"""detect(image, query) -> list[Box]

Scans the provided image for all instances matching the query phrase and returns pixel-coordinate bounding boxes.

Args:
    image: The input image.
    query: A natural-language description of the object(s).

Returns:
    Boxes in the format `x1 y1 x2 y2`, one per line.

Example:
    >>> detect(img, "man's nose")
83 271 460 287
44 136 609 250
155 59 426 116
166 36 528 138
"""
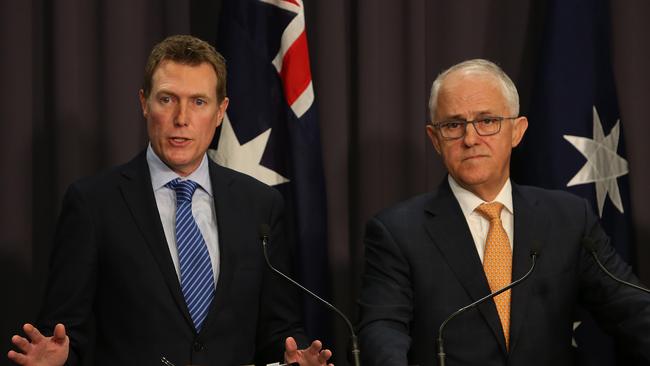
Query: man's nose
174 101 189 126
462 122 480 146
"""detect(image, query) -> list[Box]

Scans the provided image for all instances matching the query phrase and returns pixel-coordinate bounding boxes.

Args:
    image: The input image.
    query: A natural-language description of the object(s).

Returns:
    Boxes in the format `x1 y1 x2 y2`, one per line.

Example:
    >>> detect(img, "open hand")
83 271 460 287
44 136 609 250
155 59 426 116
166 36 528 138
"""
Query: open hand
7 323 69 366
284 336 333 366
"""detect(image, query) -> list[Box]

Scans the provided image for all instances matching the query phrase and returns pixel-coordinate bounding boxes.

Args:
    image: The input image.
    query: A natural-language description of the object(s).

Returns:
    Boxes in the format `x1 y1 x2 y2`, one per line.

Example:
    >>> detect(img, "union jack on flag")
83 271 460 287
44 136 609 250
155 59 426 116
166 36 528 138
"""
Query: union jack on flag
210 0 330 339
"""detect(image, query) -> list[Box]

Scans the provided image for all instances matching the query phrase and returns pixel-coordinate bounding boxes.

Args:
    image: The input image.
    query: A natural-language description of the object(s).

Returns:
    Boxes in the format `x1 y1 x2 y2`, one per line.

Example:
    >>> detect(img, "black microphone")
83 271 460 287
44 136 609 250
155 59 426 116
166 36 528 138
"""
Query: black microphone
582 238 650 294
259 224 362 366
436 248 540 366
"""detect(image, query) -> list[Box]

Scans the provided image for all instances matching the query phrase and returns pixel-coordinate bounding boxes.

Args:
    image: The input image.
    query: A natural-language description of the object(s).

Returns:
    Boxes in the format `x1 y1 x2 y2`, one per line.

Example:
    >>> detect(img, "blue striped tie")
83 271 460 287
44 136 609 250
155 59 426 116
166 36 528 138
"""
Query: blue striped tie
166 178 215 332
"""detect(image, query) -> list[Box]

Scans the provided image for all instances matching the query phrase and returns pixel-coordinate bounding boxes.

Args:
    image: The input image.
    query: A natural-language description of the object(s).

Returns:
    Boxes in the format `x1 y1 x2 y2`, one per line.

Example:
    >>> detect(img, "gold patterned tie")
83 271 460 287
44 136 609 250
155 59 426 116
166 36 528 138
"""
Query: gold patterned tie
476 202 512 349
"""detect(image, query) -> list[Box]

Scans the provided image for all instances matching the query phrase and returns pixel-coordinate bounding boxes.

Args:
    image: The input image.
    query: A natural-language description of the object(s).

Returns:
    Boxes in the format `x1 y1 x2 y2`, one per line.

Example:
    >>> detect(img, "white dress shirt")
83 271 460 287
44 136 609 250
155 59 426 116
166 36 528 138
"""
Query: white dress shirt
448 175 514 263
146 144 220 285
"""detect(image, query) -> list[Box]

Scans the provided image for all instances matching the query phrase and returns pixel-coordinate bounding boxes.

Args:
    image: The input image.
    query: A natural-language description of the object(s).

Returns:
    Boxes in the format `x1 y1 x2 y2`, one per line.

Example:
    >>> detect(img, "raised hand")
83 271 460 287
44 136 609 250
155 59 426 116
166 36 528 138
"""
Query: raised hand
284 336 333 366
7 323 69 366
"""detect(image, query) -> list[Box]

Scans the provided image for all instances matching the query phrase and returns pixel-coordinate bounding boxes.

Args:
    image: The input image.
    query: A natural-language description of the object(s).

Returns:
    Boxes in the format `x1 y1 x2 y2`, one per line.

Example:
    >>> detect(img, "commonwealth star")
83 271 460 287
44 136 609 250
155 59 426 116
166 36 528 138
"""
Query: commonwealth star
208 114 290 186
563 106 629 217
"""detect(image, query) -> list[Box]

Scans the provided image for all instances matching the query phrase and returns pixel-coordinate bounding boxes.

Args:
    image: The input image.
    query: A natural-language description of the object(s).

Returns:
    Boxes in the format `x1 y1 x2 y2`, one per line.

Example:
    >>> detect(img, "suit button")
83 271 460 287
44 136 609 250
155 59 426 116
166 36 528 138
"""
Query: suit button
193 341 205 352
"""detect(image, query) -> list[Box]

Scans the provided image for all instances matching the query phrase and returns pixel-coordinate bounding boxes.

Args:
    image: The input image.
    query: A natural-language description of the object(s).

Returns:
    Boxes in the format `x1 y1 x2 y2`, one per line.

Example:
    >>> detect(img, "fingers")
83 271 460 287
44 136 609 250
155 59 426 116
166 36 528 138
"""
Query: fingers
53 324 67 344
285 337 333 365
7 350 28 365
10 335 31 353
285 336 298 353
306 340 322 356
284 336 299 362
317 347 332 364
22 323 44 344
307 340 332 364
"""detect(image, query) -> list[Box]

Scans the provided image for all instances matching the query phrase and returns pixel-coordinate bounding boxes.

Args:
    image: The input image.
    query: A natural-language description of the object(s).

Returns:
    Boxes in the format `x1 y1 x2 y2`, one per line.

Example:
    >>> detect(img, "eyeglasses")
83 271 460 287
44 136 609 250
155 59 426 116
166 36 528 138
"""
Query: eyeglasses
431 116 517 140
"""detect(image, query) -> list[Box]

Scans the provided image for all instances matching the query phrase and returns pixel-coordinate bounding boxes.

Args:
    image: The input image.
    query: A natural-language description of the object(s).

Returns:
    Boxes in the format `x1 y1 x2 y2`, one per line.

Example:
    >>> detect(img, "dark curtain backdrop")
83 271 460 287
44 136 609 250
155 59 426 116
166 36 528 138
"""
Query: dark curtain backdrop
2 1 649 365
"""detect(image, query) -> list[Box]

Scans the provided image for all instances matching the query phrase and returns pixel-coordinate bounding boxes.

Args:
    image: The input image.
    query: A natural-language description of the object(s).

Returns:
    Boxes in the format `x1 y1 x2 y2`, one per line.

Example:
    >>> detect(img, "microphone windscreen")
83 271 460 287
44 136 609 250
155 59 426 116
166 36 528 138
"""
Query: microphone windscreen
581 237 598 252
259 224 271 239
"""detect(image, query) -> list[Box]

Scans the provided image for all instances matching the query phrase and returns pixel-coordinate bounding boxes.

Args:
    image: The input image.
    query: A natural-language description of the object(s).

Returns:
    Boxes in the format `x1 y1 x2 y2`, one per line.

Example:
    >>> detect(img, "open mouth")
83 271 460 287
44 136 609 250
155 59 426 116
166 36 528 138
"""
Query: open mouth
169 137 192 145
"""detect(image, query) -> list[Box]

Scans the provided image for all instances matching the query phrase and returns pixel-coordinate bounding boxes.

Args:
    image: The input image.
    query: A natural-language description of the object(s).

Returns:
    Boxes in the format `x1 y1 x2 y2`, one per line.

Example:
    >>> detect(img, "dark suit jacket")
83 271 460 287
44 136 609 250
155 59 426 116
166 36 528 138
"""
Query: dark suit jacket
358 180 650 366
38 151 307 366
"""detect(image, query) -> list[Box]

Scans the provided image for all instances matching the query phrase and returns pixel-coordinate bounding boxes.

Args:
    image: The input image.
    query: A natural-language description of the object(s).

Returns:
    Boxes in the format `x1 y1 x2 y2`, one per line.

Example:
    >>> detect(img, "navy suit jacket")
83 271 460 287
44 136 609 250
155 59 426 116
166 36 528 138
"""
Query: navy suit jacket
358 180 650 366
38 151 307 365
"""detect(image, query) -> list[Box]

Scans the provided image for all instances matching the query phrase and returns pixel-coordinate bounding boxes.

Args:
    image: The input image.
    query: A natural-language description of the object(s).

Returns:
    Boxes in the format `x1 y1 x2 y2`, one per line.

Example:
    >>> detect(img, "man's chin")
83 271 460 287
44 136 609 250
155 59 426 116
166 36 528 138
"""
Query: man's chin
454 171 491 188
161 155 200 176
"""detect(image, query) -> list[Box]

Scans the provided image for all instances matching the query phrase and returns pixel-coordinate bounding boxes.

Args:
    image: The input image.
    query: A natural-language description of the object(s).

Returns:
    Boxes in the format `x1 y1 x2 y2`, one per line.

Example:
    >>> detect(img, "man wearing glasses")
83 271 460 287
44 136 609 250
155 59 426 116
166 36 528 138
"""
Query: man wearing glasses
357 59 650 365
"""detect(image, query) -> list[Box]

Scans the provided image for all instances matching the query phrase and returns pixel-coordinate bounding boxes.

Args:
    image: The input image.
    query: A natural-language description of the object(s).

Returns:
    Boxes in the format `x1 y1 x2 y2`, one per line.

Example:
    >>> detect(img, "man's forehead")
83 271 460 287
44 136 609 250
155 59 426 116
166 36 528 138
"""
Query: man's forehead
436 73 506 116
151 60 218 95
152 60 217 78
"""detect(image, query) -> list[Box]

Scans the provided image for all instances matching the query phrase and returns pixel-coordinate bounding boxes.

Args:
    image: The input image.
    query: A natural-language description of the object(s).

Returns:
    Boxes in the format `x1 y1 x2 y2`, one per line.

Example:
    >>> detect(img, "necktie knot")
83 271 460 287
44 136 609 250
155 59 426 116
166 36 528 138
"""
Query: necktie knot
476 201 504 221
166 178 199 203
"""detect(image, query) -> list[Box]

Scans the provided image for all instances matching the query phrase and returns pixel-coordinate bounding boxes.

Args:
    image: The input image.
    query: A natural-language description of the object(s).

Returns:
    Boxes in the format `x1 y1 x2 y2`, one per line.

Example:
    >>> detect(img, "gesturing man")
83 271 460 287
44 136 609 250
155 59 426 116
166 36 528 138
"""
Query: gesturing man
9 35 332 366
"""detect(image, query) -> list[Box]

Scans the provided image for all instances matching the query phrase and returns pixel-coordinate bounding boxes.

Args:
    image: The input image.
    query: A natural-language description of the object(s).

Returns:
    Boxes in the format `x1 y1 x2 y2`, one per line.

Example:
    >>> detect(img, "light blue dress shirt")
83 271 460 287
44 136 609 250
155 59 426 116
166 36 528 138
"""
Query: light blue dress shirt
146 144 220 285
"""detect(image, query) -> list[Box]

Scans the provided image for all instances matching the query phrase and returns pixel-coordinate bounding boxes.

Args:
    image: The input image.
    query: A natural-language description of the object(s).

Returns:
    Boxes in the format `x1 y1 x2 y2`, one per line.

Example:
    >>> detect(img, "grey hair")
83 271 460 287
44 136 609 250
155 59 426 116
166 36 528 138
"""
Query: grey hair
428 59 519 122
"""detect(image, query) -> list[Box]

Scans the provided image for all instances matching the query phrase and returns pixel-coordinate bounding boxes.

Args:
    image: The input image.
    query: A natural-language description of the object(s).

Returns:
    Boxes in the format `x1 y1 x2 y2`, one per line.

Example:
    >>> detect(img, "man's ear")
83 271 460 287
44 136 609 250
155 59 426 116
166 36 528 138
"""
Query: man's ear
426 124 442 155
139 89 149 118
215 97 229 128
511 116 528 147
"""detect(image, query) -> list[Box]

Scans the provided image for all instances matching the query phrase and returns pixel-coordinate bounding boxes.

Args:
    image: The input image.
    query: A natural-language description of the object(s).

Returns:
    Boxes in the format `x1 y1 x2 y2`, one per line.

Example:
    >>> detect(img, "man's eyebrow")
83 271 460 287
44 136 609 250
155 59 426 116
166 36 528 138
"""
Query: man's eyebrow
154 90 212 100
154 89 176 97
438 114 465 120
189 93 211 100
442 111 497 120
475 110 498 116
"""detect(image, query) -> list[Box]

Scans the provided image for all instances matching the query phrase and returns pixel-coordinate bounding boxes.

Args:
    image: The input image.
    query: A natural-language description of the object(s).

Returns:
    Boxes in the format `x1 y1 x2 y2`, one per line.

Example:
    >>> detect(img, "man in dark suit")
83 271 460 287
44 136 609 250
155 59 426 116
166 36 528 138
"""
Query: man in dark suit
8 35 332 366
357 59 650 365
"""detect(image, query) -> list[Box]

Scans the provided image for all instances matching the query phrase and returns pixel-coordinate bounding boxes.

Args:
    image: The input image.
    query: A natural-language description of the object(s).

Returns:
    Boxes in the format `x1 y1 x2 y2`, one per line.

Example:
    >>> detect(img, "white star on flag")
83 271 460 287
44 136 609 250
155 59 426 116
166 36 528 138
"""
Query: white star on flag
208 113 290 186
563 106 629 217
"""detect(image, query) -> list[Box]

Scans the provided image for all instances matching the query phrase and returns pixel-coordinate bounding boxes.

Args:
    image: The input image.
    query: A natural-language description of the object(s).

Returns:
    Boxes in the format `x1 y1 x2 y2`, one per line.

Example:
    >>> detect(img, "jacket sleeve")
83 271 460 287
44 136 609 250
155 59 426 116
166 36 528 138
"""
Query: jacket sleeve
254 188 309 363
37 183 98 365
358 216 413 366
577 198 650 363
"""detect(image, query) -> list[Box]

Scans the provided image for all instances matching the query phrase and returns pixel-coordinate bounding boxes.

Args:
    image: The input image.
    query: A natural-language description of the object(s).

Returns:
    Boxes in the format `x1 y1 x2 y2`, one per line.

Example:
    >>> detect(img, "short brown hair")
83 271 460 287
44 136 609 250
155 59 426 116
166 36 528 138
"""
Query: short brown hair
142 35 227 102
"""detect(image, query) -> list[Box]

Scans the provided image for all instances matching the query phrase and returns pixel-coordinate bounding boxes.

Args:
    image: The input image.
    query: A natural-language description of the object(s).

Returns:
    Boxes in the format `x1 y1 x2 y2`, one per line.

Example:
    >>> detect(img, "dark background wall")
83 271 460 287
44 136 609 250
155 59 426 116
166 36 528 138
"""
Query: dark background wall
2 1 649 365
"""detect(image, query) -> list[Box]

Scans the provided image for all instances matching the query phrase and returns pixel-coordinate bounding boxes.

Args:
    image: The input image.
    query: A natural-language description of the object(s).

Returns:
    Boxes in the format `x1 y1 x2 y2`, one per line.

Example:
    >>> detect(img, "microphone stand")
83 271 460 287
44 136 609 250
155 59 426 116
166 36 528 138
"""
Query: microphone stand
582 238 650 294
260 226 362 366
436 251 539 366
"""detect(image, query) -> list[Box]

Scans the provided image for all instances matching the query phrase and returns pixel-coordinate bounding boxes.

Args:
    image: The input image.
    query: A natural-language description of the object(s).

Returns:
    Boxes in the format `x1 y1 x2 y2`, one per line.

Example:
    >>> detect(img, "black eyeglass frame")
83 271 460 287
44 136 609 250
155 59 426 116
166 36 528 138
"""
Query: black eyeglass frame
430 116 518 140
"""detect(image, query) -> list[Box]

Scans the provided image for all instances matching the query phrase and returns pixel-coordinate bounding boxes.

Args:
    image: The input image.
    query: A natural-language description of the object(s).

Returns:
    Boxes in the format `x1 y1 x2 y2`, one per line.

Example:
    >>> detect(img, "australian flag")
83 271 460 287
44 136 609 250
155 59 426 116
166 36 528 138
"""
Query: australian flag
209 0 330 342
512 0 634 364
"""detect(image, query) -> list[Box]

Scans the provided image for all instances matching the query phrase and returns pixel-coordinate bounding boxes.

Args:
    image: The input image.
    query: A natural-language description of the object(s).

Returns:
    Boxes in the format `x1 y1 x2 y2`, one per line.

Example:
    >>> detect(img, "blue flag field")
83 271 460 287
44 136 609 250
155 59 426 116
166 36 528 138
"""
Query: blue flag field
210 0 330 340
512 0 635 364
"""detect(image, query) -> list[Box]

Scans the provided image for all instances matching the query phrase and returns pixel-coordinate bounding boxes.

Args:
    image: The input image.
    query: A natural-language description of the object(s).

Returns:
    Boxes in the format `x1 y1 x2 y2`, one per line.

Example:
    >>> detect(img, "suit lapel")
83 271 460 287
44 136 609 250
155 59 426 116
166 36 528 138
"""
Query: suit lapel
423 181 508 352
198 161 237 334
508 184 549 354
118 152 194 329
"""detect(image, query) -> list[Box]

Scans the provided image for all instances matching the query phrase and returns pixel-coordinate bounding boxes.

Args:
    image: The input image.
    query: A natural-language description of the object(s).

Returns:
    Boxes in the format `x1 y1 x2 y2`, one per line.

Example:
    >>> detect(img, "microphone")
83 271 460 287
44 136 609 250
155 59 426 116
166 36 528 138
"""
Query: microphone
582 238 650 294
436 248 540 366
259 224 362 366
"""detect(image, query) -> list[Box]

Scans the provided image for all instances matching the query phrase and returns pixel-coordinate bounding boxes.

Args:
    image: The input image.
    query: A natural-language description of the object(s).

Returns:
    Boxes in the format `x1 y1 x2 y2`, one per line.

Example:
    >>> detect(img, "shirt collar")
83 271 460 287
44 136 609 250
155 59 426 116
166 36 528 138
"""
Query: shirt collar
146 144 213 196
447 175 513 216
